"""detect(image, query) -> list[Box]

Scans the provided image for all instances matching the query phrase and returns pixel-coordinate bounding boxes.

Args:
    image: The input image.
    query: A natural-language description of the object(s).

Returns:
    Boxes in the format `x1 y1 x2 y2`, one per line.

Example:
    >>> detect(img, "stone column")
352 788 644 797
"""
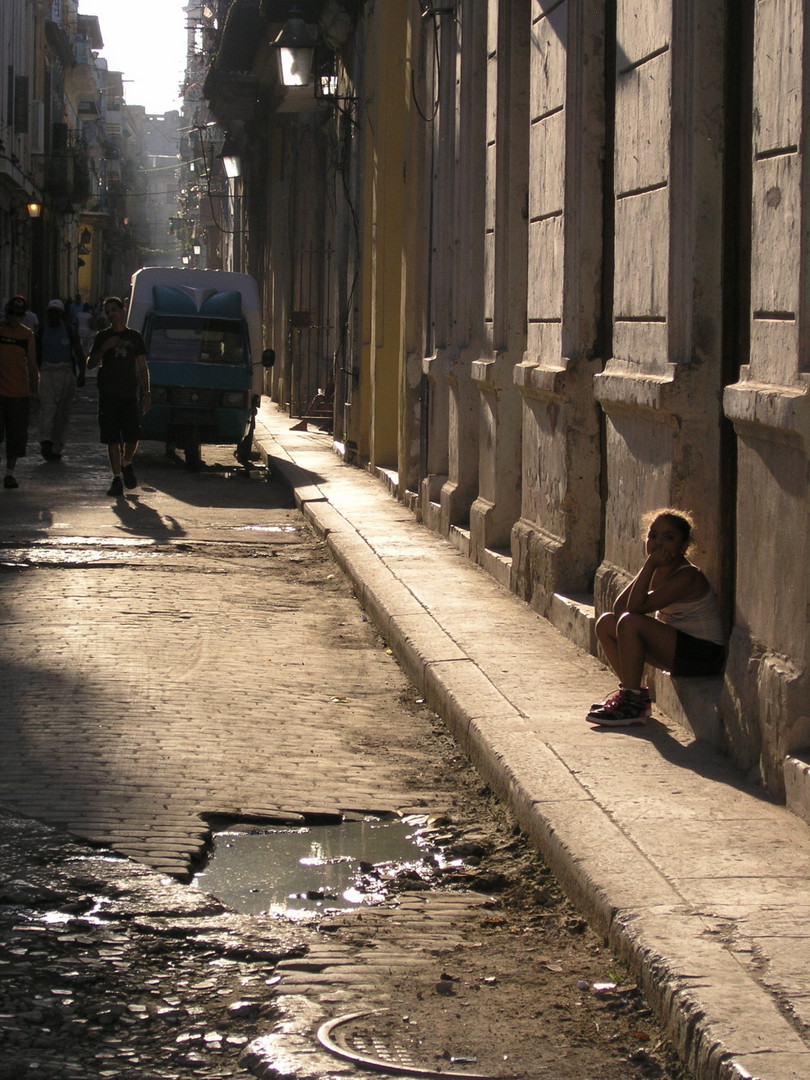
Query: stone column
723 0 810 793
349 4 412 468
440 0 487 544
511 0 606 639
469 0 529 585
399 18 431 501
420 11 461 531
594 2 726 616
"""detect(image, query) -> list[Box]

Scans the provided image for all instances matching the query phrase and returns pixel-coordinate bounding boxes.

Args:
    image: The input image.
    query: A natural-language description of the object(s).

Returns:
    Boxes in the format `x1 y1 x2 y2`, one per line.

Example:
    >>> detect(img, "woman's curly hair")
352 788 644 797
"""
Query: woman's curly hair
641 507 695 551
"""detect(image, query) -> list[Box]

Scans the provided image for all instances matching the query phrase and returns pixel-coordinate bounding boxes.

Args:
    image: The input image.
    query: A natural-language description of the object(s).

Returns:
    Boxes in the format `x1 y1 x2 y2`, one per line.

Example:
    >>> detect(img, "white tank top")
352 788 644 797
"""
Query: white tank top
655 584 724 645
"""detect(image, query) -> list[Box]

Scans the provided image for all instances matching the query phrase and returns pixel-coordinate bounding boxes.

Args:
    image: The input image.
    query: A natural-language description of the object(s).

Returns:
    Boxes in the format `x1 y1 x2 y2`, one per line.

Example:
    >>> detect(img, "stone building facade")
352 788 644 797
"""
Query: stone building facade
202 0 809 807
0 1 163 313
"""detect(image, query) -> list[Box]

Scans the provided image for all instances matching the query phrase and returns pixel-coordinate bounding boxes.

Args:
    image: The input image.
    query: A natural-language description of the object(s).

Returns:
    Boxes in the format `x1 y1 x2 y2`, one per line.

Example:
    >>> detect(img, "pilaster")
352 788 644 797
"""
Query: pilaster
593 1 726 616
469 0 529 568
418 10 461 528
722 0 810 793
439 0 487 539
511 0 606 622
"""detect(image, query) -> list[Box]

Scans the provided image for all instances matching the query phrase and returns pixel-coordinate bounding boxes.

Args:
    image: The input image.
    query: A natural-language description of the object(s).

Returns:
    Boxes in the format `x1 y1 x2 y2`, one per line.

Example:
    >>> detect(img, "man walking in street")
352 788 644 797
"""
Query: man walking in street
86 296 151 497
36 299 85 461
21 301 39 334
0 295 39 489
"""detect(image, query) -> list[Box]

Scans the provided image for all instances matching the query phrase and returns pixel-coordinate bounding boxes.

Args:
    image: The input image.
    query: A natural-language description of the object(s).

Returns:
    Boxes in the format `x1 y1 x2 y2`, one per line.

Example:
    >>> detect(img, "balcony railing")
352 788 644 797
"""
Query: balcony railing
45 125 92 202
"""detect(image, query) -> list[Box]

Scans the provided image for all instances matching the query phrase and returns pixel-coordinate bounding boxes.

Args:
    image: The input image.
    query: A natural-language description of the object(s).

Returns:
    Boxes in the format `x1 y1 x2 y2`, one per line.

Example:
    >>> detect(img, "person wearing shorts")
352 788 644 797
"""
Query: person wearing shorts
87 296 151 497
0 295 39 489
587 508 725 727
668 626 726 678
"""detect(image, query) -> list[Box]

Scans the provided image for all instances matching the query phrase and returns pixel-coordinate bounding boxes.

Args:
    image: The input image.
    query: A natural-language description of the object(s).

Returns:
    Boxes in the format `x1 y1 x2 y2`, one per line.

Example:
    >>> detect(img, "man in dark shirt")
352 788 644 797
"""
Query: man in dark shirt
87 296 151 497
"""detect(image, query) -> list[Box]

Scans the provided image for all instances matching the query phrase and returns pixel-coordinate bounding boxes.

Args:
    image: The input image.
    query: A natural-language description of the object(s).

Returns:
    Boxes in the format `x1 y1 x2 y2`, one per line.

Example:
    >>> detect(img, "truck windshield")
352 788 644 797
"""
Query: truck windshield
146 316 247 366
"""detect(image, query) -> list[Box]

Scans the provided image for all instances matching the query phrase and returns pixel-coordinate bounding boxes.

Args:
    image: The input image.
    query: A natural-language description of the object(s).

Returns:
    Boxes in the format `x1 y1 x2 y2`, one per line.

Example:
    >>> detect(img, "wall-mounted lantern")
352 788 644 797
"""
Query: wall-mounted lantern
273 5 318 87
220 136 242 179
26 201 42 219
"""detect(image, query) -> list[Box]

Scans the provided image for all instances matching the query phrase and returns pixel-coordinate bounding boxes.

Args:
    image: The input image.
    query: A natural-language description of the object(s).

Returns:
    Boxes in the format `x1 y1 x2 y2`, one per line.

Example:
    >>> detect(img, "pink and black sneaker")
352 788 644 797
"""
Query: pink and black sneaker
586 687 651 727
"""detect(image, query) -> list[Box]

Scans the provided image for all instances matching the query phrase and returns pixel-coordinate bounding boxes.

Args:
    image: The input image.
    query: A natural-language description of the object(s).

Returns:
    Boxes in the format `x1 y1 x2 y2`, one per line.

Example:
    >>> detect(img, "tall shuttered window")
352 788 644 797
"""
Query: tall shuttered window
14 75 29 134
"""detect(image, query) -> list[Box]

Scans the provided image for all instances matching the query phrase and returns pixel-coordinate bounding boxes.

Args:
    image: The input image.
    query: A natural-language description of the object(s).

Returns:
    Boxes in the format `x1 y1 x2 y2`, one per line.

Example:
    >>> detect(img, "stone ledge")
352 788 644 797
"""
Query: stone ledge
724 372 810 441
593 363 679 416
651 673 724 748
480 546 511 589
550 592 596 655
784 753 810 825
371 464 398 497
448 524 471 558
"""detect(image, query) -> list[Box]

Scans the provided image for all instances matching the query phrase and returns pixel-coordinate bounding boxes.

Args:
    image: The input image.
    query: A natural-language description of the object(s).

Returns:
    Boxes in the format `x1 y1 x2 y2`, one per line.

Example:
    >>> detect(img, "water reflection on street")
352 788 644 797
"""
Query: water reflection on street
193 818 430 918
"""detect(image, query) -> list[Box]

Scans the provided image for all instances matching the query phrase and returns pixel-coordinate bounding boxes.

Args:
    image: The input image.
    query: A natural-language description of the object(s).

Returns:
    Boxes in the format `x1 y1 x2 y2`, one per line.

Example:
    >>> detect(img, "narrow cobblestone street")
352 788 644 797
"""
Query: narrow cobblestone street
0 390 694 1079
0 388 438 876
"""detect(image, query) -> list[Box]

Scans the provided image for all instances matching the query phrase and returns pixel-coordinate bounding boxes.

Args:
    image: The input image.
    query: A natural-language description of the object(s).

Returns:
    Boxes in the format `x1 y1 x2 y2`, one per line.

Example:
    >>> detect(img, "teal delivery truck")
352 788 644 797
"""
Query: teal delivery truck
127 267 274 468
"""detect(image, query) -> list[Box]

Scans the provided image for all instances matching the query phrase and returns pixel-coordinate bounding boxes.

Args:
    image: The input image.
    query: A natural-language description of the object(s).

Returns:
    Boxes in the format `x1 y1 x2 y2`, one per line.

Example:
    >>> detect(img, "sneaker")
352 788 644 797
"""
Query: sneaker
121 463 137 489
590 686 624 712
590 685 649 711
3 475 19 489
586 688 651 727
107 476 124 497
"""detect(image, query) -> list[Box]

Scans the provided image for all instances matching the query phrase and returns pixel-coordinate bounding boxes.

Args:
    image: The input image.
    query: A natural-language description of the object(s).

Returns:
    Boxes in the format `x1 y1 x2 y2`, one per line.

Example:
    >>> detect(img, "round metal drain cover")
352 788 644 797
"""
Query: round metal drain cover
317 1011 512 1079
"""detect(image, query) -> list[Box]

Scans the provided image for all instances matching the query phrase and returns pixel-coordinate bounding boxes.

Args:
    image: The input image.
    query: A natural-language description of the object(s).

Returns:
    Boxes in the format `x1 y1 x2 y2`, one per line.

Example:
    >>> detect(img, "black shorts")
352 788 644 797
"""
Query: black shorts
98 396 141 445
0 396 31 459
671 630 726 677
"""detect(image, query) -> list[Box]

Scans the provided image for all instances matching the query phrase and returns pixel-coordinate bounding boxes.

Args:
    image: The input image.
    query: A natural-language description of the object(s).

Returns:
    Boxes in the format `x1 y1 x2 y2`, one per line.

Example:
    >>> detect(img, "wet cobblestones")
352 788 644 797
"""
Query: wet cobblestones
0 813 304 1080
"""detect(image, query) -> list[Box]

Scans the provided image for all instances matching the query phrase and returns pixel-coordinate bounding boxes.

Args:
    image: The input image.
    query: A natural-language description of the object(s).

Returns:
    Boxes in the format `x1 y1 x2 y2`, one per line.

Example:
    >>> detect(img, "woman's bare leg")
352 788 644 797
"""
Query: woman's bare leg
595 612 622 680
615 612 678 690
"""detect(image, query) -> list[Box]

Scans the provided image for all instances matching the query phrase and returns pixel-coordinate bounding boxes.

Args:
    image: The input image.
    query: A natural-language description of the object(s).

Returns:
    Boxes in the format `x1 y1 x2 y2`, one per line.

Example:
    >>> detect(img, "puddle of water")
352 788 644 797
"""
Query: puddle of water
0 549 154 566
228 525 299 533
41 910 74 924
192 818 429 918
13 536 157 548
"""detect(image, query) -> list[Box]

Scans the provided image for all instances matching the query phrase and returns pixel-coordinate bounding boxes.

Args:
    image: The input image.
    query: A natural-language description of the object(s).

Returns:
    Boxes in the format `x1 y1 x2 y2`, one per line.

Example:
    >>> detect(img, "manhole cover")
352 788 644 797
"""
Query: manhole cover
317 1011 514 1079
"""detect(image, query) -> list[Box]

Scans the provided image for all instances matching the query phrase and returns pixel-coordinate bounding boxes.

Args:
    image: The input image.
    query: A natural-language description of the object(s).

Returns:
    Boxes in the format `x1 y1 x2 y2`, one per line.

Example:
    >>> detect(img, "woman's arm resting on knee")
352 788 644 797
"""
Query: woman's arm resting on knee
625 557 709 615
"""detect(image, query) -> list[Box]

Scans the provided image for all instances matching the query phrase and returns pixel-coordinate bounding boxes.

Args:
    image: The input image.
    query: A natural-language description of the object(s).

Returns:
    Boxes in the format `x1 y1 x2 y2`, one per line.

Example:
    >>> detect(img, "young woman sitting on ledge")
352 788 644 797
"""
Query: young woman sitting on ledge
588 508 726 728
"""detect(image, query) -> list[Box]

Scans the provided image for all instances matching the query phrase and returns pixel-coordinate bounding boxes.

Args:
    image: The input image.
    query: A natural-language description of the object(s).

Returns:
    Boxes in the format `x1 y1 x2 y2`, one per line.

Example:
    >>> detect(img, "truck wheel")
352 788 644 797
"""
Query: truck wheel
183 429 201 471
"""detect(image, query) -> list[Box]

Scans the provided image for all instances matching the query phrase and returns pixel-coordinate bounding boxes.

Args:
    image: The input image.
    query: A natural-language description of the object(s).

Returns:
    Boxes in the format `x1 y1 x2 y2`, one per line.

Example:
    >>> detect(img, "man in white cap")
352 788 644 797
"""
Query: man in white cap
36 299 85 461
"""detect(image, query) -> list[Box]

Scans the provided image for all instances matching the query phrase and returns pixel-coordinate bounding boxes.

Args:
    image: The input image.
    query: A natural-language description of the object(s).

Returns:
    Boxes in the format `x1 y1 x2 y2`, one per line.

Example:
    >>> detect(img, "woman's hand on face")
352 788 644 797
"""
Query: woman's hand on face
646 548 674 569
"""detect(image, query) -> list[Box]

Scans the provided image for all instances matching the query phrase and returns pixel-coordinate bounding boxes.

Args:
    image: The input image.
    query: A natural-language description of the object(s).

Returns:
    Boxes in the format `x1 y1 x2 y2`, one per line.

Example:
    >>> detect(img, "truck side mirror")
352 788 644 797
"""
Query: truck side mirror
262 348 276 369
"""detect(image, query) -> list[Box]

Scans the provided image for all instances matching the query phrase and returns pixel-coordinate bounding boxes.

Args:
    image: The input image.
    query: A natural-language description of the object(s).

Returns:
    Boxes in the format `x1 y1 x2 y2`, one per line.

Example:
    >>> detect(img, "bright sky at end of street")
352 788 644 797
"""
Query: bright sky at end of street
77 0 188 116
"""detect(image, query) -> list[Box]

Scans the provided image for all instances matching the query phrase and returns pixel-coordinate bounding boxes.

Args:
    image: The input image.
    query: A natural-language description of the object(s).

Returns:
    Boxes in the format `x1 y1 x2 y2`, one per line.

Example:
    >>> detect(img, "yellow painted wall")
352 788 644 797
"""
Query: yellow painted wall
352 3 411 468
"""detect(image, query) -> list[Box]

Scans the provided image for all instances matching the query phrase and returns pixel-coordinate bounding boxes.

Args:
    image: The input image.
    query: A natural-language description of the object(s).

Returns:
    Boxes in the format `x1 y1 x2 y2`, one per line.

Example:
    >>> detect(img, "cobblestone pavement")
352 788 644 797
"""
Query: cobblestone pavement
0 392 694 1080
0 390 437 877
0 810 301 1080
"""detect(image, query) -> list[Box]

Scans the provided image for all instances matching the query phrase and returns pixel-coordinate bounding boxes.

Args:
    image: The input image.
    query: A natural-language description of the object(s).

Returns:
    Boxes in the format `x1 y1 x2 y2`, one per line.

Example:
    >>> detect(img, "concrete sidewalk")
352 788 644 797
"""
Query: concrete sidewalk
255 401 809 1080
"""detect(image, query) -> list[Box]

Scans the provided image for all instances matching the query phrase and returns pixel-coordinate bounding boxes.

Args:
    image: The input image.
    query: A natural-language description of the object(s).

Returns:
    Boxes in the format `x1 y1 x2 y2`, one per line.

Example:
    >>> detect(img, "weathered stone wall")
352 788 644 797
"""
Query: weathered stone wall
361 0 809 798
439 3 486 537
511 0 605 618
595 1 726 604
723 0 810 792
468 0 530 581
